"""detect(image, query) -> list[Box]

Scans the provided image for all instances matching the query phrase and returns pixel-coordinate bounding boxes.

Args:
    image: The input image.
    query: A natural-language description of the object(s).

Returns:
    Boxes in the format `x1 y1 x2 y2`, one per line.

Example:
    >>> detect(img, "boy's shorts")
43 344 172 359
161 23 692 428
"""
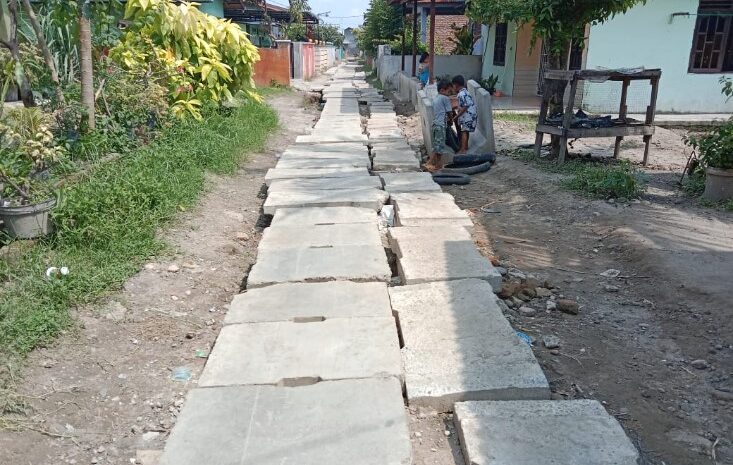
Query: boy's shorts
431 124 446 154
460 119 477 133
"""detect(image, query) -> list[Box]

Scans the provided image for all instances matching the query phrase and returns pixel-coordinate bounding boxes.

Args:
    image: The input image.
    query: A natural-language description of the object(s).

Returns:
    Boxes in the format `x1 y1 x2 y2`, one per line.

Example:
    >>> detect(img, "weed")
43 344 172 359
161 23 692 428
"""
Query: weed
513 149 644 199
563 161 642 199
0 103 278 360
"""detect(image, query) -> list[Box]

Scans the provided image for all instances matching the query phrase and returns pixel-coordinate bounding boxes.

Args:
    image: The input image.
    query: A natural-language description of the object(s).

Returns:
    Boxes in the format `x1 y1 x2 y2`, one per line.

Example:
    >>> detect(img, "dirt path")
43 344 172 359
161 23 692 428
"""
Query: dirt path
0 91 318 465
427 138 733 463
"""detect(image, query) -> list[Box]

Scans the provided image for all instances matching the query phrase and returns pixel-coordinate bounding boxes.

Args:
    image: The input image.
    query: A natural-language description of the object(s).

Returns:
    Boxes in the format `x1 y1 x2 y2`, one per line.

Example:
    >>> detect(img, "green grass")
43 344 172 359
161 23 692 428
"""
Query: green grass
494 112 538 125
514 149 644 199
0 103 278 360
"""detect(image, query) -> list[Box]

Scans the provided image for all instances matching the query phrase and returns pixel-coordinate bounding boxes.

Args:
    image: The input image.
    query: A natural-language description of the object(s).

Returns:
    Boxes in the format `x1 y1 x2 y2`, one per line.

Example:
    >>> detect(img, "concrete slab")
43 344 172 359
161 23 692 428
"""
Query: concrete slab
259 223 382 249
264 167 369 185
199 317 402 387
247 244 391 287
388 225 472 257
275 157 370 169
296 134 368 144
263 188 389 214
269 176 382 192
392 235 502 289
225 281 392 324
388 279 550 411
391 192 472 225
454 400 639 465
380 172 441 193
281 144 367 154
158 378 411 465
271 207 376 226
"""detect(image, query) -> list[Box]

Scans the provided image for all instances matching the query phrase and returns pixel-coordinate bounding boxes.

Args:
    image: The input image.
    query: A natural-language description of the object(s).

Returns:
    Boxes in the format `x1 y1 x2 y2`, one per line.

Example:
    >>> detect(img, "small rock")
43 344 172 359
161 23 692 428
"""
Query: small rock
39 359 56 368
182 263 196 269
495 266 507 276
185 332 196 339
504 298 516 309
546 300 557 311
535 287 552 298
235 232 250 242
603 285 620 293
518 306 537 317
167 264 180 273
691 359 709 370
550 349 560 355
517 288 536 301
414 432 422 438
144 264 156 270
507 268 526 280
556 299 579 315
542 335 561 349
600 269 621 278
91 458 99 464
444 430 451 437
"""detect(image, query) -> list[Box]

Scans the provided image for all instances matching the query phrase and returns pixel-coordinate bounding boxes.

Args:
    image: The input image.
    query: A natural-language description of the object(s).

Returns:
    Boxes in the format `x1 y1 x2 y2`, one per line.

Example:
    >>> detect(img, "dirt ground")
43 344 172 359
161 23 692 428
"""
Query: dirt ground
0 91 319 465
401 111 733 465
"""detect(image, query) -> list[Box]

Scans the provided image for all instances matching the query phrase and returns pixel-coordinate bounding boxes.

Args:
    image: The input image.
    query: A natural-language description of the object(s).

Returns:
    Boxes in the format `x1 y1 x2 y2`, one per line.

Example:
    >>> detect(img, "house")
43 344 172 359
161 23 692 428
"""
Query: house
479 0 733 113
222 1 320 47
344 27 358 56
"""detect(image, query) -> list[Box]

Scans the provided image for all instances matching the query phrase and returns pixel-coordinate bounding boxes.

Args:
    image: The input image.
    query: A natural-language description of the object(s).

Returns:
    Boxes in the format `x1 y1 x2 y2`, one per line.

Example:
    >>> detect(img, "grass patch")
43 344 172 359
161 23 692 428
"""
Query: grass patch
494 112 538 125
514 149 644 199
0 103 278 360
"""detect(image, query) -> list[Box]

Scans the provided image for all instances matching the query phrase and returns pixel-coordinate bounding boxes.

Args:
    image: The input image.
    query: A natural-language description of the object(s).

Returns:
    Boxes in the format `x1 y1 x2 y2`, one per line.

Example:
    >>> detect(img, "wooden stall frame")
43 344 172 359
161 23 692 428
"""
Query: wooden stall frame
534 69 662 165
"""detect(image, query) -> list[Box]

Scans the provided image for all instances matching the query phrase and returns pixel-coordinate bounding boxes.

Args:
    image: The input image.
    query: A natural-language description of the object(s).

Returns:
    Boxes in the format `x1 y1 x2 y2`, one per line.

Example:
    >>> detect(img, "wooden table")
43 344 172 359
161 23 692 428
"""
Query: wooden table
534 69 662 165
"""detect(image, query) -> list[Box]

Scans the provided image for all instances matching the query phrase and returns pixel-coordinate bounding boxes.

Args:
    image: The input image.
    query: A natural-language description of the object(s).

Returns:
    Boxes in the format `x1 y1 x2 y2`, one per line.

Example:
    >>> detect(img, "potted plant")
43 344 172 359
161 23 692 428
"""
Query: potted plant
0 109 62 239
686 121 733 202
480 74 499 95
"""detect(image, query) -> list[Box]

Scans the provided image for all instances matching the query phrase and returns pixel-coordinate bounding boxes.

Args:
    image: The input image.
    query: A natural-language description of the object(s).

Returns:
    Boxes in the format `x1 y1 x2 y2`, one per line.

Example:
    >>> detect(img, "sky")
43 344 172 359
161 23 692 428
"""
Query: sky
268 0 369 30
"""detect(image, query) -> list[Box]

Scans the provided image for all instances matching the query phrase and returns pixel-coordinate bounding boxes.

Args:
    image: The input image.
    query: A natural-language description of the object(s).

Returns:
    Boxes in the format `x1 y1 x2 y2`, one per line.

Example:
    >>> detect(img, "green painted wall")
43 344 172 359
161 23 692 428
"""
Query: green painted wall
480 22 517 96
585 0 733 113
197 0 224 18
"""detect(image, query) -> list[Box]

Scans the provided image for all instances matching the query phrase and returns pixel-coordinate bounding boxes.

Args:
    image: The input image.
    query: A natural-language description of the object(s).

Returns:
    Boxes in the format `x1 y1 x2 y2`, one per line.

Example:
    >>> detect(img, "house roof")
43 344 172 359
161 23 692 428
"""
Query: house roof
223 1 319 24
389 0 465 15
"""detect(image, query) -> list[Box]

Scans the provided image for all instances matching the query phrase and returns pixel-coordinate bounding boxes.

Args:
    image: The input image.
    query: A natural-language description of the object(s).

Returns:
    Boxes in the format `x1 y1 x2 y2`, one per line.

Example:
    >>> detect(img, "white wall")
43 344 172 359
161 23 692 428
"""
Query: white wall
584 0 733 114
377 54 483 88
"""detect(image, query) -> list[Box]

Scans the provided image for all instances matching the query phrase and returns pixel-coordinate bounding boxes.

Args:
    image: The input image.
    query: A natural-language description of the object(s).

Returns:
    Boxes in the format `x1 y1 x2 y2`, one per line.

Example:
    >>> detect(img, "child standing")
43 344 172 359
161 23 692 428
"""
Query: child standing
452 75 478 154
426 80 454 172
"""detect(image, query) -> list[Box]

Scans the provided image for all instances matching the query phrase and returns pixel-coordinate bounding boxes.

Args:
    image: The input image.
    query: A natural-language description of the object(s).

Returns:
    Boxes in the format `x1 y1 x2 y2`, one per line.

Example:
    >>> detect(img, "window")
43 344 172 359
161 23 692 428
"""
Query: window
493 22 508 66
568 41 584 70
689 0 733 72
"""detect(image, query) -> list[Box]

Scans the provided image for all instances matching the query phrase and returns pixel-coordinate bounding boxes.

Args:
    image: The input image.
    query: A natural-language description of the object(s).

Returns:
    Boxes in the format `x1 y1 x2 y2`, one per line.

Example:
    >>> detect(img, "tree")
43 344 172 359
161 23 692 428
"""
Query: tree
315 24 344 47
79 0 94 130
357 0 402 56
20 0 64 104
0 0 35 107
466 0 646 155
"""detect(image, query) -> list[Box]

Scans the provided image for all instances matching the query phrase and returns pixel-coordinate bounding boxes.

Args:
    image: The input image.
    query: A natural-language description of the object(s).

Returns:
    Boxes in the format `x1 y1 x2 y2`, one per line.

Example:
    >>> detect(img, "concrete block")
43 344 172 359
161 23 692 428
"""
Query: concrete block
392 235 502 290
268 176 382 192
259 223 382 249
388 279 550 412
391 192 471 225
263 188 389 214
388 225 472 257
275 157 369 169
265 167 368 185
225 281 393 324
247 244 391 288
380 172 441 193
159 378 412 465
454 400 639 465
295 134 368 144
199 317 402 387
271 206 376 226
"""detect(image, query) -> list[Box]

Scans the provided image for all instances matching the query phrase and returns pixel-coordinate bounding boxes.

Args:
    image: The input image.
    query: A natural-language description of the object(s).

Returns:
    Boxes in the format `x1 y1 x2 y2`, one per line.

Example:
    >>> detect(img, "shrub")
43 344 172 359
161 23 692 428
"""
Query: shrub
685 120 733 170
111 0 260 119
